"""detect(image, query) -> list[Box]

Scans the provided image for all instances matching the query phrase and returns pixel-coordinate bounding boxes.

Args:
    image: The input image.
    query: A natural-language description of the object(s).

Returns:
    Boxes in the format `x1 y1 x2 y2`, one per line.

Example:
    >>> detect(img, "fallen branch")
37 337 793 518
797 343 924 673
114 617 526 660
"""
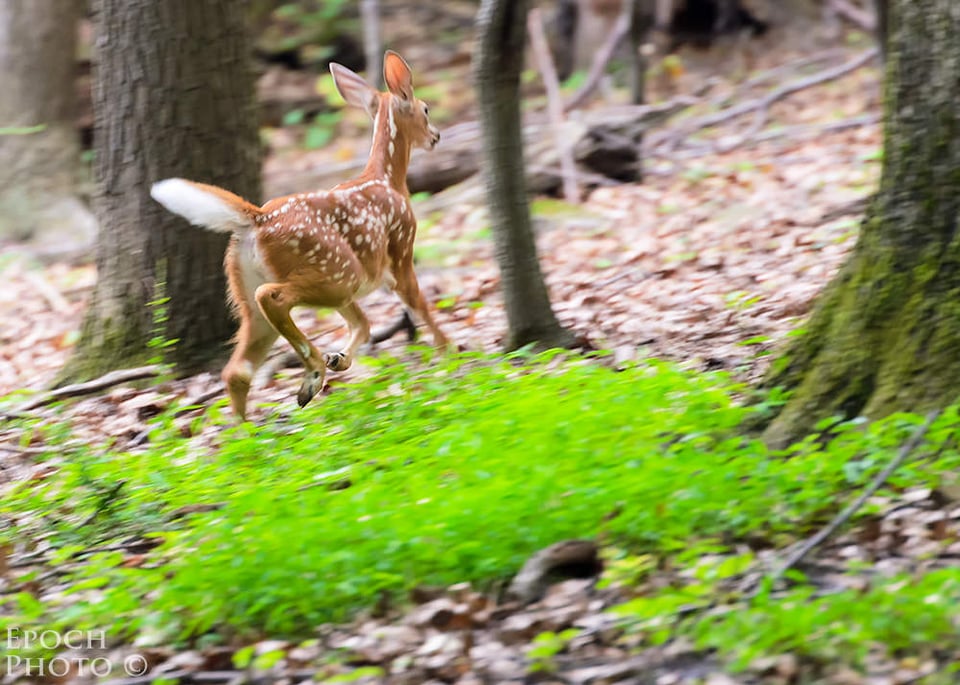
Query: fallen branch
651 48 879 154
820 195 872 223
659 411 942 625
659 112 882 160
764 410 940 591
727 49 846 98
830 0 876 31
721 48 878 154
369 309 417 345
563 3 631 113
173 385 227 417
12 365 164 413
102 668 319 685
507 539 601 604
23 270 72 314
528 7 580 203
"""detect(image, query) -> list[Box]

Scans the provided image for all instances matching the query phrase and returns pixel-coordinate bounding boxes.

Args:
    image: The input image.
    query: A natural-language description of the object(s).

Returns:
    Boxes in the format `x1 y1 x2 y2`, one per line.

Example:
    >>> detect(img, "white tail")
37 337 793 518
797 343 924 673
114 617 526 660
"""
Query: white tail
152 51 448 420
150 178 258 233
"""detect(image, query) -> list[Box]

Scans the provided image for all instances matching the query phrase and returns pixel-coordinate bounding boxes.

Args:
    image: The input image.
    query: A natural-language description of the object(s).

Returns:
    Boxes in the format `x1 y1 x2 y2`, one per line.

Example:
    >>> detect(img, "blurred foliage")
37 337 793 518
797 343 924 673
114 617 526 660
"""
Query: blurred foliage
253 0 357 65
0 125 46 136
282 108 340 149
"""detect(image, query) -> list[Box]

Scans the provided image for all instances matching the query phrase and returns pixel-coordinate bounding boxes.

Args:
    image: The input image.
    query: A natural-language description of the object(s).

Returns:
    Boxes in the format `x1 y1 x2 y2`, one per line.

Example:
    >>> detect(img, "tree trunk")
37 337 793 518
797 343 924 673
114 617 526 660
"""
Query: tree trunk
475 0 575 350
874 0 888 59
68 0 261 381
360 0 382 88
0 0 96 255
762 0 960 448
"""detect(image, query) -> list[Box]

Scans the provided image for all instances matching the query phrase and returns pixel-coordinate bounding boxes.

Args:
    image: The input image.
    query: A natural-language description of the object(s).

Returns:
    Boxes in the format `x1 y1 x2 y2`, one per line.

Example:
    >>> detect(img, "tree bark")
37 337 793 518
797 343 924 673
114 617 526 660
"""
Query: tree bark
68 0 261 381
763 0 960 448
475 0 575 350
0 0 96 254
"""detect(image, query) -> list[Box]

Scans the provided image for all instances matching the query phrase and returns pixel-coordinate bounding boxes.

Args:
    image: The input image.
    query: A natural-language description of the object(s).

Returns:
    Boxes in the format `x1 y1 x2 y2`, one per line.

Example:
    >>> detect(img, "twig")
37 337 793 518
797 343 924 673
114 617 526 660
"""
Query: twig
563 6 631 113
764 410 940 590
12 365 164 413
528 8 579 203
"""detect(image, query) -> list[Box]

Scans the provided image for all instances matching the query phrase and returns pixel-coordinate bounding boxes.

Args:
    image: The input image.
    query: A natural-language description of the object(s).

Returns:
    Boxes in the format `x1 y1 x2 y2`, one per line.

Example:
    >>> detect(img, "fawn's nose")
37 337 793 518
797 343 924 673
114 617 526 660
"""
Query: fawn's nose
429 126 440 148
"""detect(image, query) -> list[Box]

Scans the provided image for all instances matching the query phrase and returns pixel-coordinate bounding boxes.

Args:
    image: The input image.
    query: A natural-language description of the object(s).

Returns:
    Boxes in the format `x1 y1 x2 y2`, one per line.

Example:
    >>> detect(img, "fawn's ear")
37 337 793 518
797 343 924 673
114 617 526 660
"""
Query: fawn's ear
383 50 414 101
330 62 379 117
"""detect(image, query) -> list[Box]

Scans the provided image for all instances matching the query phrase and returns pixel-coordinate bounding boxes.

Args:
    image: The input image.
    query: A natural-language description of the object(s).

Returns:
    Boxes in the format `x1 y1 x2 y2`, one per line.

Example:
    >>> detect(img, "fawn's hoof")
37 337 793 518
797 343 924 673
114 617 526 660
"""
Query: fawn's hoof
297 370 323 408
323 351 350 371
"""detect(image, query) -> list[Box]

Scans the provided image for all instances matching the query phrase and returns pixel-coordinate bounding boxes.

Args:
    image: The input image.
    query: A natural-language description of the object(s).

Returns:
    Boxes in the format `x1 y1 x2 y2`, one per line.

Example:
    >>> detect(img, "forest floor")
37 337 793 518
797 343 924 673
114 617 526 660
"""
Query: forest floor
4 13 942 685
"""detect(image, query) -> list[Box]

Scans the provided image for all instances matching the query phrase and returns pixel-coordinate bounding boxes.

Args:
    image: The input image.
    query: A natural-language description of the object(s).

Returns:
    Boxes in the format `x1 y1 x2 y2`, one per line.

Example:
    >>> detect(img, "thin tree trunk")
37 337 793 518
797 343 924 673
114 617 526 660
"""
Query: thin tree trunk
628 0 654 181
0 0 96 253
475 0 574 350
360 0 382 89
874 0 888 59
763 0 960 448
68 0 261 382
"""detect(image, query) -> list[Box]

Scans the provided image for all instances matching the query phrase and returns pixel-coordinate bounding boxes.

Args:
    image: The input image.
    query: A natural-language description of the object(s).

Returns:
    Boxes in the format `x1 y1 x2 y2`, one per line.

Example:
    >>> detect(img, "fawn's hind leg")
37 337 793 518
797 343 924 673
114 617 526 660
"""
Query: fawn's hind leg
254 283 327 408
222 309 278 420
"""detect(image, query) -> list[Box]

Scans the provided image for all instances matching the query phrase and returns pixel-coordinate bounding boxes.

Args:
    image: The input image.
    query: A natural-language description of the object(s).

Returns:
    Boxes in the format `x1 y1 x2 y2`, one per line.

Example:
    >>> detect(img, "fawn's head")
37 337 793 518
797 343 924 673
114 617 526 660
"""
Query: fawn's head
330 51 439 151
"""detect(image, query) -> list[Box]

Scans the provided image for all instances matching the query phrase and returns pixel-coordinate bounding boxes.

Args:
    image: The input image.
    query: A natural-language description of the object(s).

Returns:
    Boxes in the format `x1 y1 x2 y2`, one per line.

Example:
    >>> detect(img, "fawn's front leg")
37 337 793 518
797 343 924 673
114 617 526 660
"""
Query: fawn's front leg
390 260 449 350
323 301 371 372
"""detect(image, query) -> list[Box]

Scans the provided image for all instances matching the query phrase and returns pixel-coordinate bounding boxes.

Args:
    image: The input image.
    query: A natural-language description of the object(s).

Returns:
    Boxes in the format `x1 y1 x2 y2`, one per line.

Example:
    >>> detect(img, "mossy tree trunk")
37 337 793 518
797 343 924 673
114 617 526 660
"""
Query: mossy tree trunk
474 0 575 350
68 0 261 381
763 0 960 448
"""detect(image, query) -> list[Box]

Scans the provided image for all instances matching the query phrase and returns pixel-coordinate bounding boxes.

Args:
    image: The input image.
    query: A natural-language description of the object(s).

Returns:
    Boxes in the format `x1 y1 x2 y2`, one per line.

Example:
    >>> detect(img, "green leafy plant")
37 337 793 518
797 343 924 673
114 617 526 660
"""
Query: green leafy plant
3 353 960 675
527 629 580 674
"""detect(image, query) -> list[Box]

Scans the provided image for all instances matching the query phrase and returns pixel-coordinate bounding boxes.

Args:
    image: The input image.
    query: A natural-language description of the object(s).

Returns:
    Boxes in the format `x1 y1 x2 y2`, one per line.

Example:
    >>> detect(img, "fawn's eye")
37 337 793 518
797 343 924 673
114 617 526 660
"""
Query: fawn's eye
423 104 429 117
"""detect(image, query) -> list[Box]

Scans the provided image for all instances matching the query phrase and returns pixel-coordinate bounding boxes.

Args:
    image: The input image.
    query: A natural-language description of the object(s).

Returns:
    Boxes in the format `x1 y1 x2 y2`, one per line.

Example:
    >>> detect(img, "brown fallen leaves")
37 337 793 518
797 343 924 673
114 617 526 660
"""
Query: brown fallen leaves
0 31 907 685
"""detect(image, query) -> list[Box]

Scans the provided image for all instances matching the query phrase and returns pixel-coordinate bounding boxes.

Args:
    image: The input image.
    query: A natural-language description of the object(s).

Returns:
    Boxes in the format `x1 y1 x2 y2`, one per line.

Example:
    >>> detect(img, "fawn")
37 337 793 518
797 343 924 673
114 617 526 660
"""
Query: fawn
151 51 449 420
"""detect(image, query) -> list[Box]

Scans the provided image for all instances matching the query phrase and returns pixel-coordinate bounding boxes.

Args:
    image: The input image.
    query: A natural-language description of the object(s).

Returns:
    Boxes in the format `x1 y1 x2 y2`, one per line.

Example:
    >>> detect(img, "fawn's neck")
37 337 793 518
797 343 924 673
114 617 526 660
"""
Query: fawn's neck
362 97 411 194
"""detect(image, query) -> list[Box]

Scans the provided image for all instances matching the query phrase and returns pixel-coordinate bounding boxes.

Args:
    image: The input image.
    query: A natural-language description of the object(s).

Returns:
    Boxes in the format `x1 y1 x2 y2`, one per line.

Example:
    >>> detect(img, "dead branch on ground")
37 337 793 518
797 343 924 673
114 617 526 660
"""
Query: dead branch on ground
11 366 163 413
651 48 879 155
265 49 880 200
763 410 939 592
830 0 876 31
